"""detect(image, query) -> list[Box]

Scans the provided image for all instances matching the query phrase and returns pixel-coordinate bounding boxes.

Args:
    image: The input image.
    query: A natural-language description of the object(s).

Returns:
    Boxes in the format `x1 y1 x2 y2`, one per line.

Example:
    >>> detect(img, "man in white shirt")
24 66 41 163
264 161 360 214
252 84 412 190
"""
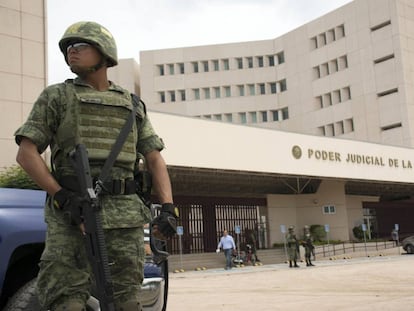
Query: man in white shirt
216 229 236 270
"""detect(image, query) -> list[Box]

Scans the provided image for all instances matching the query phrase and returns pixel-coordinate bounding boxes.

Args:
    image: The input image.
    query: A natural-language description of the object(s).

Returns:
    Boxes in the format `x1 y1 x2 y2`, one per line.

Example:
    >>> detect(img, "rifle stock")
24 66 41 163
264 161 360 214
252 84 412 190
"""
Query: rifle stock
69 144 115 311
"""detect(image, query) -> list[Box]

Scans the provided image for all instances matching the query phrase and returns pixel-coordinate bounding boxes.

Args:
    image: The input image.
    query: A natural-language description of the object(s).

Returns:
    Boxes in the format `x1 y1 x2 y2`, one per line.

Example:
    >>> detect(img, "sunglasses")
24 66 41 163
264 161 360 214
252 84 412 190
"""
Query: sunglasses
66 42 91 53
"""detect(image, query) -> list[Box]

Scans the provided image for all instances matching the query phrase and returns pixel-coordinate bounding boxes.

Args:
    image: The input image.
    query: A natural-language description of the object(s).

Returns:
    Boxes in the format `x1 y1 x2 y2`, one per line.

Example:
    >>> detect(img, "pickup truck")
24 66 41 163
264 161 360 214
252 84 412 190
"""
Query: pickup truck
0 187 168 311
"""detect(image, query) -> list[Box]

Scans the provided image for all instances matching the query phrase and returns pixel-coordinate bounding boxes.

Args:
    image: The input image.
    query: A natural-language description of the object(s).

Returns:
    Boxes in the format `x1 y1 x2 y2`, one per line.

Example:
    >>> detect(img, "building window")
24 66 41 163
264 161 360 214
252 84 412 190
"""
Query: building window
268 55 275 66
169 91 175 102
279 79 287 92
259 83 265 95
249 112 257 123
179 90 186 101
377 88 398 97
338 55 348 70
313 66 321 79
281 107 289 120
374 54 395 64
247 57 253 68
270 82 277 94
238 85 245 96
271 110 279 121
193 88 200 100
178 63 184 74
159 91 165 103
214 114 222 121
168 64 174 75
225 113 233 122
192 62 199 73
323 205 336 214
158 65 164 76
224 86 231 97
214 87 221 98
342 86 351 101
236 58 243 69
336 24 345 38
222 59 229 70
370 20 391 32
213 59 219 71
277 51 285 64
257 56 264 67
248 84 255 96
261 111 268 122
203 88 211 99
239 112 247 124
202 61 209 72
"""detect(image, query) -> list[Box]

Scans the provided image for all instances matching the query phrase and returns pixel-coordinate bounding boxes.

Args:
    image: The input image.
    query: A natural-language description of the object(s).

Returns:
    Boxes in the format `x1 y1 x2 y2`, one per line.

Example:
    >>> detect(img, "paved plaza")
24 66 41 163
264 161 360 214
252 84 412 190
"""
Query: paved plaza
167 253 414 311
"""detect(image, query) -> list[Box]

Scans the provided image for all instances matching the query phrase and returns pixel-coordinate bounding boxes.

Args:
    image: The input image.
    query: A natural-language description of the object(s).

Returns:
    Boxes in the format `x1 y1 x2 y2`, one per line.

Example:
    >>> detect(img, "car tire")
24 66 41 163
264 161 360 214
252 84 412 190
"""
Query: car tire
406 244 414 254
2 278 40 311
3 278 98 311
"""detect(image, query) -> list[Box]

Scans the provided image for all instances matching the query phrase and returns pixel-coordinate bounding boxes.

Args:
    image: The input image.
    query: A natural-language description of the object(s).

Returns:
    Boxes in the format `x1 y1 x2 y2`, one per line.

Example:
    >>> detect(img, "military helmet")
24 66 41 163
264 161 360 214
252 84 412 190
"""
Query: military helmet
59 21 118 67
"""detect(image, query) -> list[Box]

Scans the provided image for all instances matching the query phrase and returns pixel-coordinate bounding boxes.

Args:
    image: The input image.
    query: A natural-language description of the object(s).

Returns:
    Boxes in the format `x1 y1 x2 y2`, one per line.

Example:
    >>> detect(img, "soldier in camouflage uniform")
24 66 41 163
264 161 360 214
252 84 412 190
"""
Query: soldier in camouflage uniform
14 21 178 311
286 226 300 268
301 225 315 267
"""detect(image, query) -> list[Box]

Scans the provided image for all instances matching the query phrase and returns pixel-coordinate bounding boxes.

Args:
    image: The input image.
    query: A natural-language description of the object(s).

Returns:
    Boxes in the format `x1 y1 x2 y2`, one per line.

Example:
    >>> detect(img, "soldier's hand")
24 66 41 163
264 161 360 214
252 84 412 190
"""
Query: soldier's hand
53 188 83 225
152 203 179 240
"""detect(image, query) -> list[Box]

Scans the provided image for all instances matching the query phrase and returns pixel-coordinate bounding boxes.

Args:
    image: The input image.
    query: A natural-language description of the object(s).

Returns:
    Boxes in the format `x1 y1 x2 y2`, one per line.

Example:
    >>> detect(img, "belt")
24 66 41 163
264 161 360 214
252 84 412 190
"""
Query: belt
59 176 136 195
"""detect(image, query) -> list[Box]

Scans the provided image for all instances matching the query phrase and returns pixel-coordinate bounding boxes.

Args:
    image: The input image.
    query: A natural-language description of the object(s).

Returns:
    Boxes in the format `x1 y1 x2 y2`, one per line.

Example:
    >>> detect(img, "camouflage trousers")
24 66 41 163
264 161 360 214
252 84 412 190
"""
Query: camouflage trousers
36 222 144 310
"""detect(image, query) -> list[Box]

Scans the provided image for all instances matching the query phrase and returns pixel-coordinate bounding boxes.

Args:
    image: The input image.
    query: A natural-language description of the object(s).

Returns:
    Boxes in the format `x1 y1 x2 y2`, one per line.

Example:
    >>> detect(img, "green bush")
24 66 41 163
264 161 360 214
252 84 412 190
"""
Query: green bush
0 165 39 189
352 225 364 240
310 224 326 242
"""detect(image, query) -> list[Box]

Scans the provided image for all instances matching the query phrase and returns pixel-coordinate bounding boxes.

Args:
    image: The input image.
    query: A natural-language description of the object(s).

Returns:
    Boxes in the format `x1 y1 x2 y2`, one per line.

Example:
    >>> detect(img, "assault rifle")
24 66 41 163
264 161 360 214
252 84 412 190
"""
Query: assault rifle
69 144 115 311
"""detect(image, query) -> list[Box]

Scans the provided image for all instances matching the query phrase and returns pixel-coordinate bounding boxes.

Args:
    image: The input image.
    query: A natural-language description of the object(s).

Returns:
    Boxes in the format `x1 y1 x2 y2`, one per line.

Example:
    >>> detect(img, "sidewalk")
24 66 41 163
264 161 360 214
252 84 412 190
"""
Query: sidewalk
167 250 414 311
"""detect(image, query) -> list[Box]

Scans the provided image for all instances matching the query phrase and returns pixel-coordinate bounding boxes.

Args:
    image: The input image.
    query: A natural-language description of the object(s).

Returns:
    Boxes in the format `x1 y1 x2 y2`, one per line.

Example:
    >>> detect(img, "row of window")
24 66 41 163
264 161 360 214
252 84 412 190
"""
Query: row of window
317 118 354 137
197 107 289 124
310 24 345 50
313 55 348 79
157 51 285 76
316 86 351 109
159 79 287 103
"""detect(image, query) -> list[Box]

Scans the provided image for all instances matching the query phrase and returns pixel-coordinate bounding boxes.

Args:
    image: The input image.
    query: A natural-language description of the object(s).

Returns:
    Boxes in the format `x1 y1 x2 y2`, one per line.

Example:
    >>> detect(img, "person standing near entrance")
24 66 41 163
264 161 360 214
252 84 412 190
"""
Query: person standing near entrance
286 226 300 268
216 229 236 270
301 225 315 267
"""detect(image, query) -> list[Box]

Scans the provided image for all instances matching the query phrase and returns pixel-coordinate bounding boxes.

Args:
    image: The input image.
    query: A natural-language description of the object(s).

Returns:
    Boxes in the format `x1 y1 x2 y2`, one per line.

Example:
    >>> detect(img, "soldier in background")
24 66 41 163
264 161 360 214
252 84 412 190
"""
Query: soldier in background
286 226 300 268
302 225 315 267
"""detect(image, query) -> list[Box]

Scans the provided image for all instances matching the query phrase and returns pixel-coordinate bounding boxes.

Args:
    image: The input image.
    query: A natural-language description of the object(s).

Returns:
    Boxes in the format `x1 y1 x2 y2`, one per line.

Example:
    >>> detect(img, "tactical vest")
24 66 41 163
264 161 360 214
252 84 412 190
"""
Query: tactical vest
51 80 141 179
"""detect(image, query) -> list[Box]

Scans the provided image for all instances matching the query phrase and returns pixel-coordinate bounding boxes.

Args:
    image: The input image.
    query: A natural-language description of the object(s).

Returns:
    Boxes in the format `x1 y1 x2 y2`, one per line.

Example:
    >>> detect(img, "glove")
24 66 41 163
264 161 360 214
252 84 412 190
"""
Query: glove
216 249 220 253
53 188 83 225
152 203 179 240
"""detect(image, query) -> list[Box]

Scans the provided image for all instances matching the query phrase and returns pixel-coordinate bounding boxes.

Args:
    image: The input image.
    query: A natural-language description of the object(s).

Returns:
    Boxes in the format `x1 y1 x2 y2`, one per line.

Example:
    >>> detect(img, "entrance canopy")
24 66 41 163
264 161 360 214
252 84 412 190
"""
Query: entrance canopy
149 111 414 198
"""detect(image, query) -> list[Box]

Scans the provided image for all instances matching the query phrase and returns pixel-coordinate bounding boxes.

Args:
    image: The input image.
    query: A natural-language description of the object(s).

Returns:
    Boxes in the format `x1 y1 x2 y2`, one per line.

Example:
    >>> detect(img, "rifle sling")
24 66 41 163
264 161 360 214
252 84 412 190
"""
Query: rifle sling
97 94 139 186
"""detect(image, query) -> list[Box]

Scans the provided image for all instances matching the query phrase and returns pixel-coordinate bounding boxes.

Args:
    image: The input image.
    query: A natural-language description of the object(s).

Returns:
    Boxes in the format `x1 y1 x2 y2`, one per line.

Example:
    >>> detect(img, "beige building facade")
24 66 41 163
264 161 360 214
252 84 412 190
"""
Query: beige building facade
139 0 414 149
2 0 414 246
0 0 47 169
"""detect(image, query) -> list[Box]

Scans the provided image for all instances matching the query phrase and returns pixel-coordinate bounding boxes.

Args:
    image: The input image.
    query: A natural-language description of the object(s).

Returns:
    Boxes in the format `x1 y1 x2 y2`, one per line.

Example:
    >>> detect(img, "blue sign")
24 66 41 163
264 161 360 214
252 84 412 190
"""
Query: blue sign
324 224 330 232
235 225 241 234
395 224 399 231
361 223 367 232
176 226 184 235
280 225 286 233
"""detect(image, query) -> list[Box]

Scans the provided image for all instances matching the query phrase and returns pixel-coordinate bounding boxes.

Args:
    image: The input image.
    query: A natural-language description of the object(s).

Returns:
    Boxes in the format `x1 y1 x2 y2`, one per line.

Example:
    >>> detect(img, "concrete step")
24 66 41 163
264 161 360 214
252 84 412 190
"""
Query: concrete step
168 248 287 272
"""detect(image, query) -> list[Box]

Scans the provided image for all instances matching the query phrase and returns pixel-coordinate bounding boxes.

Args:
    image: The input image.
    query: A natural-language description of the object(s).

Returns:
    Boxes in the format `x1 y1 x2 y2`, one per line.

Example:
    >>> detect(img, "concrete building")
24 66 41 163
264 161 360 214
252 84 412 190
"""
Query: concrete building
139 0 414 149
0 0 47 169
2 0 414 250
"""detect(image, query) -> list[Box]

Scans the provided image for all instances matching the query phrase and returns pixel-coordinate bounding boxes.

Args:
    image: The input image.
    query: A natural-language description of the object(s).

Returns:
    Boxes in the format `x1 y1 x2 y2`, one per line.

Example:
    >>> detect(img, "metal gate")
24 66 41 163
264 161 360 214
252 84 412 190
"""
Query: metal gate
168 196 266 254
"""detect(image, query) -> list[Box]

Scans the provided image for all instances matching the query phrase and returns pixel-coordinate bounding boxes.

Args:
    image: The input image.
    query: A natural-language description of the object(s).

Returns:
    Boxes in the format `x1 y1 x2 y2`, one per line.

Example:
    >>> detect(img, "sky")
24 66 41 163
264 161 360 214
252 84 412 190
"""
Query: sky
47 0 353 84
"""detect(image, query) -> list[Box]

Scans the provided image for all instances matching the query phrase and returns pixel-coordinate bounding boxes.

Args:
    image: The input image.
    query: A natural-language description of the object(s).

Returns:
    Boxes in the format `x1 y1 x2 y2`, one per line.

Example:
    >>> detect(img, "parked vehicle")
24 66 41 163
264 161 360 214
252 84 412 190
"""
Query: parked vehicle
402 235 414 254
0 188 168 311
